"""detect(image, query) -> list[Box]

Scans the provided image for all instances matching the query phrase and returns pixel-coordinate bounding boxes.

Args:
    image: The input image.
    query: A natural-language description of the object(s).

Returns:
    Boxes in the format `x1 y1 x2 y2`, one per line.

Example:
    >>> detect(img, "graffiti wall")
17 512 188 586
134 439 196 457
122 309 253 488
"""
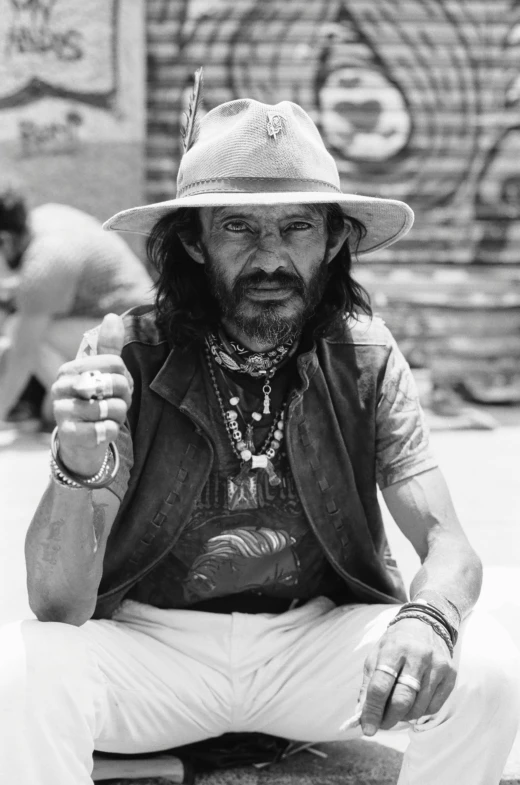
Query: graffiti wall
146 0 520 390
0 0 145 237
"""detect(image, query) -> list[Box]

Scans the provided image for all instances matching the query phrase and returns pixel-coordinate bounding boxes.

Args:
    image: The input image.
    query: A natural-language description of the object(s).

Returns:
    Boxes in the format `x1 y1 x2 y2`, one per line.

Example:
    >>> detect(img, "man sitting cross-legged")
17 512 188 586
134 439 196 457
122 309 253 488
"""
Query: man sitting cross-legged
1 81 518 785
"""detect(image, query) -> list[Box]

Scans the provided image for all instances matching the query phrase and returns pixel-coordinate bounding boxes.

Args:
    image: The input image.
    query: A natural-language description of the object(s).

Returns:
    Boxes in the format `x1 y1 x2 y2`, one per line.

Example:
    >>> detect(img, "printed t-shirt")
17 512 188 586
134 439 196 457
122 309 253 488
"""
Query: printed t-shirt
127 354 349 611
125 332 438 612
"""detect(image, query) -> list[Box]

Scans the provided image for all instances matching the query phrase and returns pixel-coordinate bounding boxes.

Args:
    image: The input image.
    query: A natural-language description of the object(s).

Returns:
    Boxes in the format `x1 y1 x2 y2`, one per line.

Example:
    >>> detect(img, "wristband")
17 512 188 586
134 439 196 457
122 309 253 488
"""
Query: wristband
399 601 458 647
388 611 454 656
50 427 120 490
412 589 462 627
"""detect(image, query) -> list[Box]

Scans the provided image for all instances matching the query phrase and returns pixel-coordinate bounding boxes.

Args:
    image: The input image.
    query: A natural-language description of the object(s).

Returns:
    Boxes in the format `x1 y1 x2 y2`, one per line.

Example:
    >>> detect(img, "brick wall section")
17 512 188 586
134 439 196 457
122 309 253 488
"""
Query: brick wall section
145 0 520 394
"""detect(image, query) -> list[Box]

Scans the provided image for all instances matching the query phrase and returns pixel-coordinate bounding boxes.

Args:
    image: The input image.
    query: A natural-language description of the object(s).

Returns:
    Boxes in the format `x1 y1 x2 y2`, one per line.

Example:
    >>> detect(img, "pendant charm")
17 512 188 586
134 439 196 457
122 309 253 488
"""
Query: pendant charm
262 377 272 415
245 424 254 451
227 472 258 510
265 458 281 486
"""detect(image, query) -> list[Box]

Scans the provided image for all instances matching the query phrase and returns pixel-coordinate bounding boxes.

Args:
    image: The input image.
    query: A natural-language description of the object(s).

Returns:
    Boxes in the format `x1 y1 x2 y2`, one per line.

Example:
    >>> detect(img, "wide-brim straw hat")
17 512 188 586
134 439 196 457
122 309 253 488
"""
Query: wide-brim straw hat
104 96 414 256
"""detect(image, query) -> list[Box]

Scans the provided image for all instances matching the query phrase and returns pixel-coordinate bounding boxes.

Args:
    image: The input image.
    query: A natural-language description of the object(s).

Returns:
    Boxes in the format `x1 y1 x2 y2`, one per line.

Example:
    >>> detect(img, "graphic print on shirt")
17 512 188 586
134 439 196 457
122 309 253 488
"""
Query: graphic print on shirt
183 525 298 602
227 474 258 510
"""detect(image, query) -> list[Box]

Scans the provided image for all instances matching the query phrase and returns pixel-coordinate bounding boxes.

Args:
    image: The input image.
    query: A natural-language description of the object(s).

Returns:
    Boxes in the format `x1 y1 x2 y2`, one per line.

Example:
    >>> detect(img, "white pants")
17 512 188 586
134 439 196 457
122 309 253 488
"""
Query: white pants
0 598 518 785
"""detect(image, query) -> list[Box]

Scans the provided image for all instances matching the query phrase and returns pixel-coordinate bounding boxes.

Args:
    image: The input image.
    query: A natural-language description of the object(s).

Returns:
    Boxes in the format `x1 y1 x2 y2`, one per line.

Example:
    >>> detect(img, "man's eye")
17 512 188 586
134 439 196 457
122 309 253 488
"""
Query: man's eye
287 222 312 231
225 221 249 233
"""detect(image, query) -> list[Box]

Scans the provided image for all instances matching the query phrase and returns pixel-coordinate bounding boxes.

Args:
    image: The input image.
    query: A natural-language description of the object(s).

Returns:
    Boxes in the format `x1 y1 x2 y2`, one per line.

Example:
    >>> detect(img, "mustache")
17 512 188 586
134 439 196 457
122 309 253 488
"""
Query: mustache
233 270 305 297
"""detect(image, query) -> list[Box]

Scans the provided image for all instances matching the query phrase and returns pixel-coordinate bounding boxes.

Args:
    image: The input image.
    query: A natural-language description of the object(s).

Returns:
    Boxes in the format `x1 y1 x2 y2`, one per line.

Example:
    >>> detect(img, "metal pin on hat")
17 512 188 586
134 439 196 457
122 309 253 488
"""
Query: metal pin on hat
267 112 284 139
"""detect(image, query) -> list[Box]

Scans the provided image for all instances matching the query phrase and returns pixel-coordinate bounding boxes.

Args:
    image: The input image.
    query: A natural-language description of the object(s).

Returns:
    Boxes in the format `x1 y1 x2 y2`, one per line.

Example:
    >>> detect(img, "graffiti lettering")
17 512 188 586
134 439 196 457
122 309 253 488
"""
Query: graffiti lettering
6 0 83 61
18 109 83 156
6 25 83 61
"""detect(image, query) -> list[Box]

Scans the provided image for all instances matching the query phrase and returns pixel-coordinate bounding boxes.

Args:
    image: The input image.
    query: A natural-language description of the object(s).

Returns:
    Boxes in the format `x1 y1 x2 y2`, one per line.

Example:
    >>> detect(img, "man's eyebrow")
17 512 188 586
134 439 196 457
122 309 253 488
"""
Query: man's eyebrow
212 208 253 221
282 208 322 221
211 206 323 221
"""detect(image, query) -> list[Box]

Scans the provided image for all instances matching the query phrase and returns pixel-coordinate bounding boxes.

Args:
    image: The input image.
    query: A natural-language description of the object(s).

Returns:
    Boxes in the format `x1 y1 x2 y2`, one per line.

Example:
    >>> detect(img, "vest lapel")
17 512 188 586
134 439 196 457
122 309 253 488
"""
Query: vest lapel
149 343 215 437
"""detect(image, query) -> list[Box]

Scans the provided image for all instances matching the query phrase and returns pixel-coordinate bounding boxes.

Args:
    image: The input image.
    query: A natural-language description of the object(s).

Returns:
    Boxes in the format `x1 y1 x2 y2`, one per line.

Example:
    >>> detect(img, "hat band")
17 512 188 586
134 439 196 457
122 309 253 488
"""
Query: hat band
178 177 342 198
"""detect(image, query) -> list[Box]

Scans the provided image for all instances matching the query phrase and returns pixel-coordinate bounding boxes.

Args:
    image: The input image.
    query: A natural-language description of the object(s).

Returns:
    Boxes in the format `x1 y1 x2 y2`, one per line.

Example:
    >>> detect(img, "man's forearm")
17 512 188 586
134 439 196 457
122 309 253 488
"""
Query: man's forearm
382 468 483 624
25 480 120 626
409 535 483 622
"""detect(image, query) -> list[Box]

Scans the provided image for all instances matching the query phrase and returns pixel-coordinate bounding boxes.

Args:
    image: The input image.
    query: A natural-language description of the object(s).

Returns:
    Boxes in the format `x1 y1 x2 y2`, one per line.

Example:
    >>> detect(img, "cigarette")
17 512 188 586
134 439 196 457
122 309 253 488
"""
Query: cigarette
339 709 362 732
339 697 364 732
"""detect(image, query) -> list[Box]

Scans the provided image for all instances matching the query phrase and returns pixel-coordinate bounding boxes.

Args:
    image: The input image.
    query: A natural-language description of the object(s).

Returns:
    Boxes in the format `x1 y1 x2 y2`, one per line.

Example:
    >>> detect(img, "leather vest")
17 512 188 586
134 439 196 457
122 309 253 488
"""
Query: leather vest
93 306 407 618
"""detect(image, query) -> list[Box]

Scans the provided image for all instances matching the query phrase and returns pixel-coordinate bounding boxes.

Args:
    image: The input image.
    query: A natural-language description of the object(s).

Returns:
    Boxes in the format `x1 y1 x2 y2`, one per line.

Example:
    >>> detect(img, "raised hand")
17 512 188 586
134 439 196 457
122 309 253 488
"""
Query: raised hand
359 617 457 736
51 313 132 477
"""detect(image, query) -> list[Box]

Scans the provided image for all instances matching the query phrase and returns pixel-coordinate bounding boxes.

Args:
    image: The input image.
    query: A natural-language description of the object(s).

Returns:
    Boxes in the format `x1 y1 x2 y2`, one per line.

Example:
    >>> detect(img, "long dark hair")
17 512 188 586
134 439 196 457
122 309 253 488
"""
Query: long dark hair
147 204 372 346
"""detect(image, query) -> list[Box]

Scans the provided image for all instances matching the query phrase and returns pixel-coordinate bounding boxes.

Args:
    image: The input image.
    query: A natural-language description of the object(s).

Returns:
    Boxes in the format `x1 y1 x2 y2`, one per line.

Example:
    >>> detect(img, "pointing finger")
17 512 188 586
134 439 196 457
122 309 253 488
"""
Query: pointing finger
361 668 398 736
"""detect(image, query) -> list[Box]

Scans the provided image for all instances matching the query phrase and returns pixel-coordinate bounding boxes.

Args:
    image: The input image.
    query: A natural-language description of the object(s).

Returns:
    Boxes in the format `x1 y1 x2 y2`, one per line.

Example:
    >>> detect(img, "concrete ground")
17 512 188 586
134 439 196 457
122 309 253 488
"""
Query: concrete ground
1 408 519 783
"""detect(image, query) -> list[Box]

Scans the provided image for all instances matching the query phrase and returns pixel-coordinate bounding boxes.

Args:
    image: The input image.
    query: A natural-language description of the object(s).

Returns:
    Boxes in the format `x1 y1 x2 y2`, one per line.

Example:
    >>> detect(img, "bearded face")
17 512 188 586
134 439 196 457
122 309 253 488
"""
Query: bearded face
204 250 329 346
191 204 345 348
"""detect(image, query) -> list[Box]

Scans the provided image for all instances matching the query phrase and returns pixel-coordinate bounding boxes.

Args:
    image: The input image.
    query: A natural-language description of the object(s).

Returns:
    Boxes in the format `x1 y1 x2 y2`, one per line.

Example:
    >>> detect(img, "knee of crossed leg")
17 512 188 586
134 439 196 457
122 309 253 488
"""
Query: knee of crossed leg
454 611 520 723
0 619 104 724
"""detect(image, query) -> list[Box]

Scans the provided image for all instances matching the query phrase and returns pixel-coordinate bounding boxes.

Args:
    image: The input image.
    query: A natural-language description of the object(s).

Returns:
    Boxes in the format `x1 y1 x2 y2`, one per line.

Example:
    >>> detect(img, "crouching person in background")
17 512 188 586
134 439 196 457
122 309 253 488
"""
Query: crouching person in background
0 188 153 430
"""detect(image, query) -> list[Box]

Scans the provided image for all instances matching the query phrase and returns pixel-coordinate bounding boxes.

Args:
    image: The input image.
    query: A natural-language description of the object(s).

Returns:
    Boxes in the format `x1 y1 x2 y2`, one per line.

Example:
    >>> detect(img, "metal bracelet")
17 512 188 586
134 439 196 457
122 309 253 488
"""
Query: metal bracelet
399 602 458 646
388 611 454 656
412 589 462 628
50 427 120 490
50 458 83 490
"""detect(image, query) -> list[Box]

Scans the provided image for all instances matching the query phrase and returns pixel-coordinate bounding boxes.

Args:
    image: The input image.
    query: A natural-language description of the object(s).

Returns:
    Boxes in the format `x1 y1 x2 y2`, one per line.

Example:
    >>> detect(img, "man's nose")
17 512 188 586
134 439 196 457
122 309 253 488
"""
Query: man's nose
250 235 289 272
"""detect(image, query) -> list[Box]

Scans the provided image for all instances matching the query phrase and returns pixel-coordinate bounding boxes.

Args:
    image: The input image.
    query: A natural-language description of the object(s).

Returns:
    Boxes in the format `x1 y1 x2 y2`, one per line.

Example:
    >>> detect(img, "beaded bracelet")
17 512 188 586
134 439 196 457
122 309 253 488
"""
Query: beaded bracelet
399 601 459 647
388 611 454 656
51 451 110 490
50 427 120 490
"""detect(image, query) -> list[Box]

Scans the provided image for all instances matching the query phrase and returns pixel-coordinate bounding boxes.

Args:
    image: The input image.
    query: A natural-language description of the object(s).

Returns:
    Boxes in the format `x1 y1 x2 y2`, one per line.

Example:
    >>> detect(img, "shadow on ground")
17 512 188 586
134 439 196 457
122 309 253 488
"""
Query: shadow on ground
107 740 404 785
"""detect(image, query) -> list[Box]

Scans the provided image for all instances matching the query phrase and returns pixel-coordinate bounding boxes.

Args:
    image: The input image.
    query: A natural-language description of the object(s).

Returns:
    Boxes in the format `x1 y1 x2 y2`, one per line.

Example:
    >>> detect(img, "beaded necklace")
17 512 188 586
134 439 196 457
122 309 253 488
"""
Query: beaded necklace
205 347 286 505
205 330 295 414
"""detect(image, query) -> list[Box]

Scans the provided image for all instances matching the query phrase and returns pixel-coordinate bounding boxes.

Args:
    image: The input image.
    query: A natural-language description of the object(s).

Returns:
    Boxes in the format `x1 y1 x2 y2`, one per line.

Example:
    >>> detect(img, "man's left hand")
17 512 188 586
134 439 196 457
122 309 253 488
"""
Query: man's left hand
359 617 457 736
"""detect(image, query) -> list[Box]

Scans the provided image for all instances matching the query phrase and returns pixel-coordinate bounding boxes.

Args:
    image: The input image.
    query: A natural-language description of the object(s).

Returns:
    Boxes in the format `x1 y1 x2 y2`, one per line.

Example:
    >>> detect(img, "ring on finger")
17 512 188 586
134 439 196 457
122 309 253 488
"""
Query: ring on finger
95 420 107 446
76 369 104 400
100 373 113 399
375 665 399 680
98 399 109 420
397 674 422 692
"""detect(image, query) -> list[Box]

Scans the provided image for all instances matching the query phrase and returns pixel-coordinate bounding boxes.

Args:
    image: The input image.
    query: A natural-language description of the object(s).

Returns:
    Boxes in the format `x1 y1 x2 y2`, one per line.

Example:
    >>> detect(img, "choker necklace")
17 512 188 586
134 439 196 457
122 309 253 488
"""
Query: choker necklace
205 347 285 509
206 330 295 414
205 330 295 378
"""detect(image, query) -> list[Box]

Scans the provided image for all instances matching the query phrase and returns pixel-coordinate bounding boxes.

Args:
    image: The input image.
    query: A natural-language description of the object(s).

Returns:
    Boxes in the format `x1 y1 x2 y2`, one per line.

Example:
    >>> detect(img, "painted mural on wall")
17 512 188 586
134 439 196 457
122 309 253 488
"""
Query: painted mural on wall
159 0 520 267
0 0 117 108
0 0 145 232
145 0 520 394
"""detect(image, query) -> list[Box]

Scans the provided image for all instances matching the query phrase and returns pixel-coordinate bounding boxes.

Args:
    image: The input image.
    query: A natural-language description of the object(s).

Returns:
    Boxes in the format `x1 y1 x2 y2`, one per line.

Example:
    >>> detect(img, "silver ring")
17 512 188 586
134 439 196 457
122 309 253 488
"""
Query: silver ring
98 399 109 420
100 373 113 399
397 674 422 692
95 421 107 446
76 370 104 400
375 665 399 680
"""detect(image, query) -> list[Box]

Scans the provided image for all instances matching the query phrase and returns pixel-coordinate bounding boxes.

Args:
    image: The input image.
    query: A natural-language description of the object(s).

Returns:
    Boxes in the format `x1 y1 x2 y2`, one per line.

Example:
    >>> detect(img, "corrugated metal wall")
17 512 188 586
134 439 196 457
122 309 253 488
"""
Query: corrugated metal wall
146 0 520 395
